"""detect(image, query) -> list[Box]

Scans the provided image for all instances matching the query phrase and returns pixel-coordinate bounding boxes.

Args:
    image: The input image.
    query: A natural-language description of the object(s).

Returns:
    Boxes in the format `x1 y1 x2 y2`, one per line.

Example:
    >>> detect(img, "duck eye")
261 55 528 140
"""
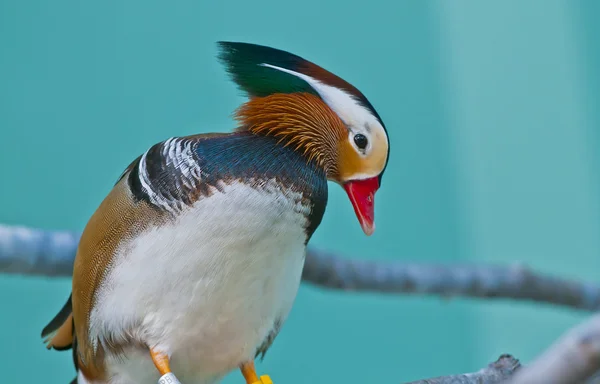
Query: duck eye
353 134 368 150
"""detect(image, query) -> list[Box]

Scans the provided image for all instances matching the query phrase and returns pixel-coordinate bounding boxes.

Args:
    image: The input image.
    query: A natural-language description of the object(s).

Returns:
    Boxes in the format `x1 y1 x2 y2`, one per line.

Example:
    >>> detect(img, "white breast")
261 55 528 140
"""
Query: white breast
89 180 311 384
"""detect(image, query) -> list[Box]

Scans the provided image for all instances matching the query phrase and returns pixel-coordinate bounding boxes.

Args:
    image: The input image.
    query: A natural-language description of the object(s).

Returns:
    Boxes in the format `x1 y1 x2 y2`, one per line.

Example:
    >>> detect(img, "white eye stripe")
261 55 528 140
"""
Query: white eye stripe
259 63 382 131
260 62 388 157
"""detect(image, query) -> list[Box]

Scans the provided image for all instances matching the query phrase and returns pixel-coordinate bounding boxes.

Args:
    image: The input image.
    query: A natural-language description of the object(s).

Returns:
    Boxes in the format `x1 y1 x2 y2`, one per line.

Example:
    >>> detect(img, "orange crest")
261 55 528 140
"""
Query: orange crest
234 92 347 175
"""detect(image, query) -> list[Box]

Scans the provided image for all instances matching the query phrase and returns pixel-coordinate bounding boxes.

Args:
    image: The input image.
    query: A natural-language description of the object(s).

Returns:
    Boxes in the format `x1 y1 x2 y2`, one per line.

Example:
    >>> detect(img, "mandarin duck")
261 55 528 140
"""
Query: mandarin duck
41 41 390 384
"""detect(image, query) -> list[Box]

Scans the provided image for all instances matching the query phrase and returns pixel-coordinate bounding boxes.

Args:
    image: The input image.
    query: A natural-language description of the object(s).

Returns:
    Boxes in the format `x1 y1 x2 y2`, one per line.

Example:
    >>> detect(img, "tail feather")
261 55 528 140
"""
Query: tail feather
41 294 74 350
42 293 80 382
72 332 80 373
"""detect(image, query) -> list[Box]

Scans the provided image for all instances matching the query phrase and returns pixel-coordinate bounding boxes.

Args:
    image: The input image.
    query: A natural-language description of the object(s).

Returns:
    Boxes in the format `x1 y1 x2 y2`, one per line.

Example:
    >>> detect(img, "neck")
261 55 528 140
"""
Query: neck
234 92 346 176
194 132 329 241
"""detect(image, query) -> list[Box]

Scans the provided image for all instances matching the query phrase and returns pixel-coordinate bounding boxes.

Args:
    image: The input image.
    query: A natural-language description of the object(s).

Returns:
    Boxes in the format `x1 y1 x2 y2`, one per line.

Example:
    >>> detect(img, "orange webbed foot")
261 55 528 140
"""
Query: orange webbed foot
240 361 273 384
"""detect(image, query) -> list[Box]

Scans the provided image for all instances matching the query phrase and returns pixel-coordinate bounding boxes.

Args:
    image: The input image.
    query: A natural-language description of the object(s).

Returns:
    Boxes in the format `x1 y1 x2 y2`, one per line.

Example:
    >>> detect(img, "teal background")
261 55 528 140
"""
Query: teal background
0 1 598 382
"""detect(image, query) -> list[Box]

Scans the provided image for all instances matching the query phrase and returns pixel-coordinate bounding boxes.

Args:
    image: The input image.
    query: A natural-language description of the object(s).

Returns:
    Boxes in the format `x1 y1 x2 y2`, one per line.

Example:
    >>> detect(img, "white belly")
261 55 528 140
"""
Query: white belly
89 181 310 384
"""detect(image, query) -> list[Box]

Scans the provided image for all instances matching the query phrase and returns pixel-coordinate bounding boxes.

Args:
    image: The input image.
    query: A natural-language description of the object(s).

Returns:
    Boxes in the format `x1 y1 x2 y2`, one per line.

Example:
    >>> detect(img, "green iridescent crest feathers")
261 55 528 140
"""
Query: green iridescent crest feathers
216 41 386 128
217 41 320 98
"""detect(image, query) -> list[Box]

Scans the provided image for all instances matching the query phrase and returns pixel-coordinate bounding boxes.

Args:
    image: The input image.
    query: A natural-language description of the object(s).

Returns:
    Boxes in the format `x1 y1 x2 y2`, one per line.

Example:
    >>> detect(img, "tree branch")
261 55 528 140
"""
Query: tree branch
304 249 600 312
507 313 600 384
3 223 600 382
1 223 600 313
404 354 522 384
0 224 79 277
405 313 600 384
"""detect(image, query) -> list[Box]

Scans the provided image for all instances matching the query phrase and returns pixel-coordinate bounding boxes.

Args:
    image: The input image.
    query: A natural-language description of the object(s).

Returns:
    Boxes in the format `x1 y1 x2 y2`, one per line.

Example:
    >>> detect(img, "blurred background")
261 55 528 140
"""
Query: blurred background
1 0 598 382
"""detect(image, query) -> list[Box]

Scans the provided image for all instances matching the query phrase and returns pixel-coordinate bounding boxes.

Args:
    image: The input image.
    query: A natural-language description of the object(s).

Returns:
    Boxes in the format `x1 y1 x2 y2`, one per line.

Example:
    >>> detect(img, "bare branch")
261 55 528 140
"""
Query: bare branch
404 354 521 384
507 313 600 384
3 223 600 382
1 224 600 313
401 314 600 384
0 224 78 277
303 248 600 312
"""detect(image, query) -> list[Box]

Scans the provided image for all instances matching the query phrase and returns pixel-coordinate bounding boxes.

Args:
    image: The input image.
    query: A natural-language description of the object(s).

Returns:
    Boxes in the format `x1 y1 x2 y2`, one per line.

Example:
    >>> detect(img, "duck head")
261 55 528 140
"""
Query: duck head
217 41 390 236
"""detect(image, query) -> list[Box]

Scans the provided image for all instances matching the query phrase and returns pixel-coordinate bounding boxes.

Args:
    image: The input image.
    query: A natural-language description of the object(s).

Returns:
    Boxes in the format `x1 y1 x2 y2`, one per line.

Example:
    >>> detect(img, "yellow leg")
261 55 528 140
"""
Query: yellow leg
240 361 273 384
151 349 181 384
151 349 172 375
